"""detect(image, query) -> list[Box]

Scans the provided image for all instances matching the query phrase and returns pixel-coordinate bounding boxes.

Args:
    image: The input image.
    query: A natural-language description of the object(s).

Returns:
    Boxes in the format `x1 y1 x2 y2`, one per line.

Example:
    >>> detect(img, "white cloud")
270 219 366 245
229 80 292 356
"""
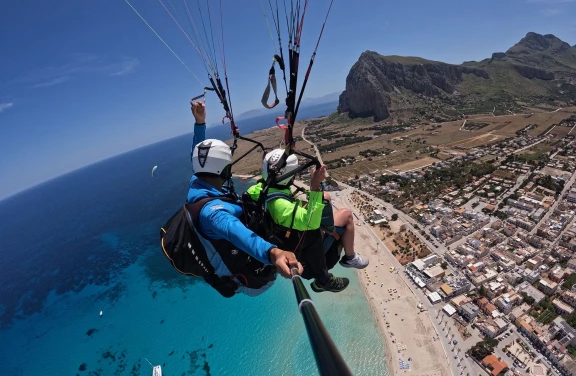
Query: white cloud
0 102 14 113
13 54 140 89
32 76 71 88
541 8 562 15
109 57 140 76
16 55 100 87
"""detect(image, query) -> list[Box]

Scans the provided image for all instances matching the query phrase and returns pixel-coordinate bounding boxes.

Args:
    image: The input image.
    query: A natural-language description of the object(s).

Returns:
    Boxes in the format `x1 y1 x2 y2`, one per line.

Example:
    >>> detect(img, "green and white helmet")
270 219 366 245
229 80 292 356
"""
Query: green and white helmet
262 149 299 186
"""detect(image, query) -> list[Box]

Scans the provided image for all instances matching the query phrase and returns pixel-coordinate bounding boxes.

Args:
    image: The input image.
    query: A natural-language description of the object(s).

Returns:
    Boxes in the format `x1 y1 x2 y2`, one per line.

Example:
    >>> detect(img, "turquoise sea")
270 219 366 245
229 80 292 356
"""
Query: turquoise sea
0 133 387 375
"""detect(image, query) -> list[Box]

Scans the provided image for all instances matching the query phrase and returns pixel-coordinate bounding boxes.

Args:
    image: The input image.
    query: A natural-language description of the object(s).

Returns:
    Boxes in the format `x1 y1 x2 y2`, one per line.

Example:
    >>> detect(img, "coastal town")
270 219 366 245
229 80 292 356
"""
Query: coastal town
320 120 576 376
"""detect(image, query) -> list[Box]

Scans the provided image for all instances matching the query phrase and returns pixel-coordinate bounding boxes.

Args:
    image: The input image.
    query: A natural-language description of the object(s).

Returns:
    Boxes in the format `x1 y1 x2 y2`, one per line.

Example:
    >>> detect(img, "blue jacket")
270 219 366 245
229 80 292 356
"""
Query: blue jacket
187 123 277 296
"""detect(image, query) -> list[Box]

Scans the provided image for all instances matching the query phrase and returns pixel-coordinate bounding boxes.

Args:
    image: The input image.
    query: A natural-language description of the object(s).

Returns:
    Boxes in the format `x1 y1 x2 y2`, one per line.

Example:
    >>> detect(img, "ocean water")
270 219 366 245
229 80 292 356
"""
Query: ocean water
0 134 387 376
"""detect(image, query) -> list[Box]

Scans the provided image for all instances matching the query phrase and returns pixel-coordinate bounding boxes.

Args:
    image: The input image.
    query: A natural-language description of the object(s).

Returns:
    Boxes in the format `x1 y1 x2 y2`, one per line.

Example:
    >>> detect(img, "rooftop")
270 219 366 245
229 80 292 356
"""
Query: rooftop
440 283 453 295
539 278 558 289
516 281 545 303
482 354 508 376
443 304 456 316
461 302 479 316
428 292 442 303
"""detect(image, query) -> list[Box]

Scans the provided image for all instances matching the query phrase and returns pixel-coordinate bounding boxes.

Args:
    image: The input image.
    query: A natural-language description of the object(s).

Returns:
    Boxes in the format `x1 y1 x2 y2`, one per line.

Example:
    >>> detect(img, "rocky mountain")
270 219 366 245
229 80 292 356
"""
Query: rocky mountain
483 32 576 80
338 32 576 121
338 53 488 120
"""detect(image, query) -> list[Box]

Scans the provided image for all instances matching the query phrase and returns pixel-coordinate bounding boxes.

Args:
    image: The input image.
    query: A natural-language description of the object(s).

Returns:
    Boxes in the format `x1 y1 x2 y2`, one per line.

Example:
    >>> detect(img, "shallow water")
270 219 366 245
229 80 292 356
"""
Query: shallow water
0 134 388 375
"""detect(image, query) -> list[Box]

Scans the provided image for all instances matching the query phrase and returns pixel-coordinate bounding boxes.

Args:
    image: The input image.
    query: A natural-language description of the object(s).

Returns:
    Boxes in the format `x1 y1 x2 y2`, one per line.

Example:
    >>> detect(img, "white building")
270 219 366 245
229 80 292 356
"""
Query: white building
443 304 456 316
537 278 559 296
427 292 442 304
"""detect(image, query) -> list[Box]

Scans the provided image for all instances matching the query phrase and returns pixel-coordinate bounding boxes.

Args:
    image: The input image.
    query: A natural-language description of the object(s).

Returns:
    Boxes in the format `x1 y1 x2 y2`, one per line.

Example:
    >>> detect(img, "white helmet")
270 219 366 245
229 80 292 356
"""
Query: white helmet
262 149 299 186
192 139 232 178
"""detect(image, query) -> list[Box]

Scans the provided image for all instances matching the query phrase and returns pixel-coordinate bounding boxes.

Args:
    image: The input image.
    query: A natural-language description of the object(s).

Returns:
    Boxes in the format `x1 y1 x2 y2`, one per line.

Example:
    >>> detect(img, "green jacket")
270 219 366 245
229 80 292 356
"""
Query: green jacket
246 182 325 231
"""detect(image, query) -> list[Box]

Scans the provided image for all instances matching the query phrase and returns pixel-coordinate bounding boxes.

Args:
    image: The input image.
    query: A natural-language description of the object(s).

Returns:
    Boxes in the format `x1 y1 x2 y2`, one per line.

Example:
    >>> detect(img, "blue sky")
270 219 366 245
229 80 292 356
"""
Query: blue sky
1 0 575 200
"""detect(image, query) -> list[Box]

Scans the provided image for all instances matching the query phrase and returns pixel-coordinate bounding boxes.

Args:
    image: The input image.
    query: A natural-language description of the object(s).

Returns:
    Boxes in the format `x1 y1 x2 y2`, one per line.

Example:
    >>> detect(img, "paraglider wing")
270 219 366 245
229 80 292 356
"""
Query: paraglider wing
152 165 158 177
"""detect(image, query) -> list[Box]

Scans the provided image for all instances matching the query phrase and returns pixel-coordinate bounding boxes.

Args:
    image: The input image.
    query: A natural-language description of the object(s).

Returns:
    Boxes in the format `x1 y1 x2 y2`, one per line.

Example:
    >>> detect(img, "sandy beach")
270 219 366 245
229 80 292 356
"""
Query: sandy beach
236 175 452 375
331 191 452 376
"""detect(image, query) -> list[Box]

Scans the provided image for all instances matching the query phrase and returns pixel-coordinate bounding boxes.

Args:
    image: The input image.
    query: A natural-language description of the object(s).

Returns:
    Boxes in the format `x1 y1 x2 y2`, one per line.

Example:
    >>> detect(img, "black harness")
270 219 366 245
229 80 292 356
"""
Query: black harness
160 195 276 298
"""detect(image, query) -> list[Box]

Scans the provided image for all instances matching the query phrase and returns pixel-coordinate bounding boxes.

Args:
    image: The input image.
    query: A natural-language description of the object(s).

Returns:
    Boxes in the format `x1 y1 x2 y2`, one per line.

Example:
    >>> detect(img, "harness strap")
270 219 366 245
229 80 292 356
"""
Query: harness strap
261 65 280 109
264 192 293 209
286 198 300 238
184 194 271 292
186 195 239 227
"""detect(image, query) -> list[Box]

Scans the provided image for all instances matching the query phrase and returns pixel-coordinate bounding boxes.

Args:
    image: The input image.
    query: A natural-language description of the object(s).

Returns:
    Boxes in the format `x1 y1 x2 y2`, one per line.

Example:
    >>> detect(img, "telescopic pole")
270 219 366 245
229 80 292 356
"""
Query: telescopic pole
290 268 352 376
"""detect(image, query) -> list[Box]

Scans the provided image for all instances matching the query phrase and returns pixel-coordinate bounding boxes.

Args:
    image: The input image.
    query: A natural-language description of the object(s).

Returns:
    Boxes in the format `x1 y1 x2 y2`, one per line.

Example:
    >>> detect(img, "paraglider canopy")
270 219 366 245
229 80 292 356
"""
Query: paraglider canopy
151 165 158 177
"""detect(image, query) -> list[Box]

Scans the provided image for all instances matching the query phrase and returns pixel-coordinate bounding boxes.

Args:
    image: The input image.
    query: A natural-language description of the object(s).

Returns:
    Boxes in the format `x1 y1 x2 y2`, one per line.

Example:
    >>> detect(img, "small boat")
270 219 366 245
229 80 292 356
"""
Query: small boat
100 311 103 317
145 358 162 376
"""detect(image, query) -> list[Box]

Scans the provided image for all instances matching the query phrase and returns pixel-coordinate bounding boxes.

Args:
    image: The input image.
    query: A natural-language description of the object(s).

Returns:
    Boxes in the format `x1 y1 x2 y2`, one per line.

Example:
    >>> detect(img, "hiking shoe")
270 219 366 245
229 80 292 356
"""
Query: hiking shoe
310 275 350 293
339 254 369 269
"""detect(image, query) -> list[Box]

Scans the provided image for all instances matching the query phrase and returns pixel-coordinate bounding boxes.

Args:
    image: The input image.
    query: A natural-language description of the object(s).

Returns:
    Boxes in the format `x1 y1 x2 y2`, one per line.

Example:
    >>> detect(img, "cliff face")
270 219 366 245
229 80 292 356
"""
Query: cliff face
337 54 393 120
338 32 576 121
337 51 488 121
512 64 554 80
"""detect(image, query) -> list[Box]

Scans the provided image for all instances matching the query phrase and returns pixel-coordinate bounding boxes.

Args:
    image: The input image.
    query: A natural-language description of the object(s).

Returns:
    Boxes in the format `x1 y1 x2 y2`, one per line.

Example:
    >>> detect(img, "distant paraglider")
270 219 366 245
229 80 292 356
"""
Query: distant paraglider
151 165 158 177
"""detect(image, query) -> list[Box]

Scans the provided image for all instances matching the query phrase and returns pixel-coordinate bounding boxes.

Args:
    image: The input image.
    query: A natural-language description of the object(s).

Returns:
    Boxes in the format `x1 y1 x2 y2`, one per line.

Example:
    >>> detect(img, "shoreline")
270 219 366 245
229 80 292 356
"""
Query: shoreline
231 175 450 374
332 191 452 376
357 269 396 375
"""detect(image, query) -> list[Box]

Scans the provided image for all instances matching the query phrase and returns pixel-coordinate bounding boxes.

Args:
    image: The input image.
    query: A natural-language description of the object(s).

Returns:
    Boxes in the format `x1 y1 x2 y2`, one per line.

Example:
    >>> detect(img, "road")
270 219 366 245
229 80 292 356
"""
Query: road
331 157 566 376
301 112 569 376
492 331 530 376
529 170 576 235
301 126 325 165
302 125 447 255
307 117 461 371
303 119 541 256
436 171 529 253
337 189 471 376
512 136 550 155
498 173 530 206
509 328 563 376
341 179 447 253
469 107 563 123
555 214 576 247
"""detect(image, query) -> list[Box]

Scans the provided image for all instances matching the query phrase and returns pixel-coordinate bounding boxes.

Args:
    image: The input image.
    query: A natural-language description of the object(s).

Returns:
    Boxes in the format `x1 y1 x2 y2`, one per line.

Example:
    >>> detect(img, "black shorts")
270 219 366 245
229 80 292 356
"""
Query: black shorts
323 226 345 270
